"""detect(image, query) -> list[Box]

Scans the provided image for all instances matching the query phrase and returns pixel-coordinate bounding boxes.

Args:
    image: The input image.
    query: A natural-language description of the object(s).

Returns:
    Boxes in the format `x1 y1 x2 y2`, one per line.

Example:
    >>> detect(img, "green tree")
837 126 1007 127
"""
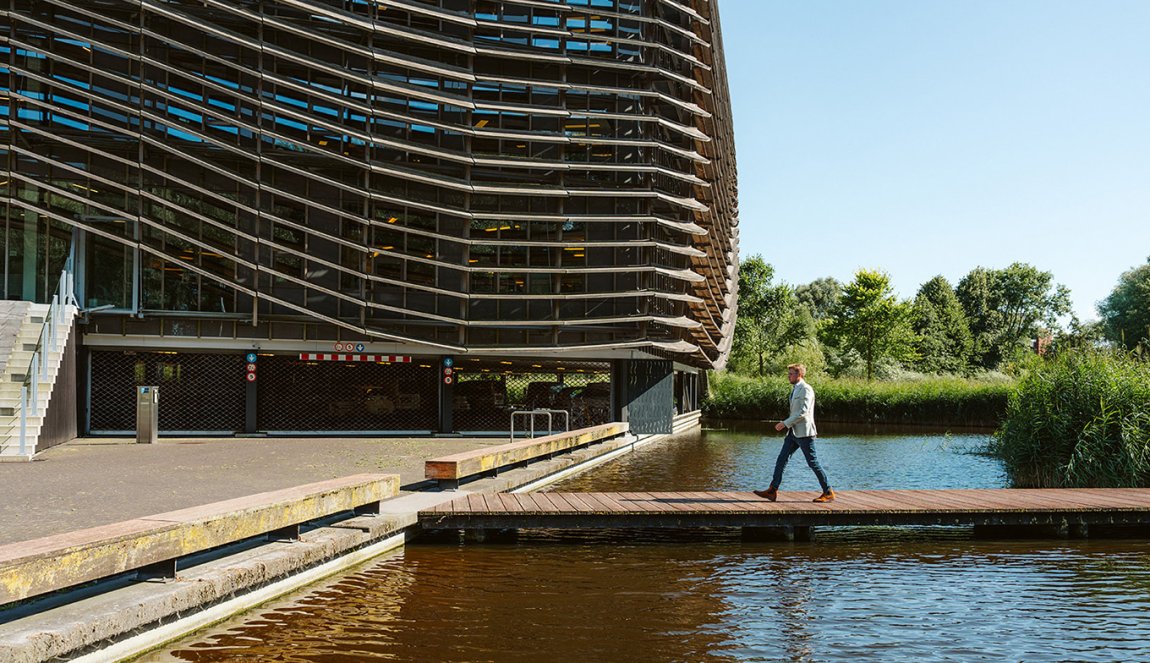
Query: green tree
731 256 809 376
1098 257 1150 351
823 269 917 380
955 267 1002 368
957 263 1071 369
795 277 842 321
912 276 972 374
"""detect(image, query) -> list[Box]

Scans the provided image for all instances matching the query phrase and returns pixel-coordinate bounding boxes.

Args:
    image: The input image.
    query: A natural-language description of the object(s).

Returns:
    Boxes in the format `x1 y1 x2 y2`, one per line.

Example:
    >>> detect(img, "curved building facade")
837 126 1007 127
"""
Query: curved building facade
2 0 738 435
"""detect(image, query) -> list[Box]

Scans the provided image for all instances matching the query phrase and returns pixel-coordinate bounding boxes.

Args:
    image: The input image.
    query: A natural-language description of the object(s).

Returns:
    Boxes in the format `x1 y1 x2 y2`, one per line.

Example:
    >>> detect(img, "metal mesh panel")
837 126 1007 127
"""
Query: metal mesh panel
257 356 438 432
89 351 245 433
453 360 611 433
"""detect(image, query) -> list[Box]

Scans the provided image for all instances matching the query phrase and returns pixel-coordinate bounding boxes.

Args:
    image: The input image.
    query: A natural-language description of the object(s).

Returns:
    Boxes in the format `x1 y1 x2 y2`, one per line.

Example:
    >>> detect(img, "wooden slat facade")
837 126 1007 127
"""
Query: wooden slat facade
419 489 1150 531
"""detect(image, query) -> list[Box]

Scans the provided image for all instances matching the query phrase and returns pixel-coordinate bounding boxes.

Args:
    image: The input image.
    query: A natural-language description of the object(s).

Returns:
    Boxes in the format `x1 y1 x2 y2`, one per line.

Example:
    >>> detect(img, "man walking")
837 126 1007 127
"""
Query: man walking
754 364 835 503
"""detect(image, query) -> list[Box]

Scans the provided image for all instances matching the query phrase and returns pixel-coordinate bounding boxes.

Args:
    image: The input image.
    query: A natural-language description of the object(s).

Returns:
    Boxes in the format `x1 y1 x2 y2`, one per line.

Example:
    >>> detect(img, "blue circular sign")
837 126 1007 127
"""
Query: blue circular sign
246 353 258 363
443 357 454 367
355 343 365 352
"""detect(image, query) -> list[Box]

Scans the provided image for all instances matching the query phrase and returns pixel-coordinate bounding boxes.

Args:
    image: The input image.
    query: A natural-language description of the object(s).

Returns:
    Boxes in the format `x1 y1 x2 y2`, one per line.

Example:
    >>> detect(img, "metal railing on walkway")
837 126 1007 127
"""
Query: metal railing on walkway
509 409 569 441
7 254 78 456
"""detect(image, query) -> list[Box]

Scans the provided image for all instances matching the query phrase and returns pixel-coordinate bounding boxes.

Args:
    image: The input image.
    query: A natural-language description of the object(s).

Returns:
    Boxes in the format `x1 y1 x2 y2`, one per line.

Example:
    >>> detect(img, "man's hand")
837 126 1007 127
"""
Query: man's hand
774 422 786 432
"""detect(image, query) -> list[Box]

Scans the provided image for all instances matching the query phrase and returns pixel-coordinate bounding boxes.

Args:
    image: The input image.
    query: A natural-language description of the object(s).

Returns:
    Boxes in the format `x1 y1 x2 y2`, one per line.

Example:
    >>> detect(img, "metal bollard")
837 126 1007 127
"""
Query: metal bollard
136 386 159 444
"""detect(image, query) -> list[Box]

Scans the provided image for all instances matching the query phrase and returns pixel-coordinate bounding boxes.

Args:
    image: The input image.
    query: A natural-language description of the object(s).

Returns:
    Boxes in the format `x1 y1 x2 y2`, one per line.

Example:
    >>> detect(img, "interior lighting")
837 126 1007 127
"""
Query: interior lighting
475 119 489 128
386 217 398 223
500 361 513 365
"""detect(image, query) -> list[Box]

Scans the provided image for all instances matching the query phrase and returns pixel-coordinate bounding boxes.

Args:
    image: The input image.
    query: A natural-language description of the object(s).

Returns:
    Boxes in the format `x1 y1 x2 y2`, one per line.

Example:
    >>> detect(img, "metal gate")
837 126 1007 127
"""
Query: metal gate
89 350 246 434
256 355 438 433
623 359 673 434
452 359 611 433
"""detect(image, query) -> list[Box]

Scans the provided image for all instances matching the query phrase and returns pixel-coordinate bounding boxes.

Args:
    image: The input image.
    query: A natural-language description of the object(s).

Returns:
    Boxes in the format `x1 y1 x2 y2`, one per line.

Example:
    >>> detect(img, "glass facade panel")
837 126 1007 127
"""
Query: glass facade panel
2 0 737 369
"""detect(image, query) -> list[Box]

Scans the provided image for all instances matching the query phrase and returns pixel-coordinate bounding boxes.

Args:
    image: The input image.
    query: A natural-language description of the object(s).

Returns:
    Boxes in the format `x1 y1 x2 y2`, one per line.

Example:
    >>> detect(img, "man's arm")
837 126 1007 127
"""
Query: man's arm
782 385 813 429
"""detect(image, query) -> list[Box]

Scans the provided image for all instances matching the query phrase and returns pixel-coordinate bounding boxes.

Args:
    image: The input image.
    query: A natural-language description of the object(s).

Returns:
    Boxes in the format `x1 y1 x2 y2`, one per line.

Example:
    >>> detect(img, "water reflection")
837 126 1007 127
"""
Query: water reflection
552 427 1004 492
153 426 1150 662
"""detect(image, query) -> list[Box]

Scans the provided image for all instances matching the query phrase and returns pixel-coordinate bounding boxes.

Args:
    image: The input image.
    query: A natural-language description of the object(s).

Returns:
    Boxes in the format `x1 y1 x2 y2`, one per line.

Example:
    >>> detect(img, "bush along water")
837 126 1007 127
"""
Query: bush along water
993 348 1150 488
704 372 1011 427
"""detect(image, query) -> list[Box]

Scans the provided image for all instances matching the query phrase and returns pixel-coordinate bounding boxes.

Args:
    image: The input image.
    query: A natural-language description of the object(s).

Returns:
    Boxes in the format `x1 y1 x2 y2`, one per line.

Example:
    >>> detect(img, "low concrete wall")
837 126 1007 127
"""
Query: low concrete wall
0 513 411 663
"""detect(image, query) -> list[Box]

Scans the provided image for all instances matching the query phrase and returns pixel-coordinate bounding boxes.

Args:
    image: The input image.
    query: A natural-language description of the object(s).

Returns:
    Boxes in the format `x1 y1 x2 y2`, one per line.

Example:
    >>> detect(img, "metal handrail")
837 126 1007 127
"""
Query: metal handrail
509 409 570 442
8 253 78 456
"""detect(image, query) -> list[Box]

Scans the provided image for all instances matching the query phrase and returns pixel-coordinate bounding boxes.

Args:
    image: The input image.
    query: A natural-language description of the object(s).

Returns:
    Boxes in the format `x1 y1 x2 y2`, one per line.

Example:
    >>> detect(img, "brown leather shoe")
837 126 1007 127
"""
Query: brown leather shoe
813 490 836 503
753 487 777 501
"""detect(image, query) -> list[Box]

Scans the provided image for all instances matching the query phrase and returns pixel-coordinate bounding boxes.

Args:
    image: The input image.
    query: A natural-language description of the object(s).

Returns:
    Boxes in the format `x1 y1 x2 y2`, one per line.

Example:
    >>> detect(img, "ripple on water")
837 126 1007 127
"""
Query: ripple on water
152 430 1150 662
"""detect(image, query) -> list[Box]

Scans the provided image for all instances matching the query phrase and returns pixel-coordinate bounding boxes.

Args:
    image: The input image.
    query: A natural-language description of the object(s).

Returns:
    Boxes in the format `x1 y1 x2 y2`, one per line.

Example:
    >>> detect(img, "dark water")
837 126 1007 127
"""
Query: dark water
151 426 1150 662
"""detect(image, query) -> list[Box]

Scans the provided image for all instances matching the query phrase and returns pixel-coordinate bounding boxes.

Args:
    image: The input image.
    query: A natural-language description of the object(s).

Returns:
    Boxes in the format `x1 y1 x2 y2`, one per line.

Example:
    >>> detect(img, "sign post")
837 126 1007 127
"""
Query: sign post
244 352 258 434
439 356 455 433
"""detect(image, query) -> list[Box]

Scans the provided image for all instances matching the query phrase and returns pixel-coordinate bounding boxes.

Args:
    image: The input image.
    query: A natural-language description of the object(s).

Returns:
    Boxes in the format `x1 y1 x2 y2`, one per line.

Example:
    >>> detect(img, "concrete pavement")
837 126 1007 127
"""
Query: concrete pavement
0 436 503 545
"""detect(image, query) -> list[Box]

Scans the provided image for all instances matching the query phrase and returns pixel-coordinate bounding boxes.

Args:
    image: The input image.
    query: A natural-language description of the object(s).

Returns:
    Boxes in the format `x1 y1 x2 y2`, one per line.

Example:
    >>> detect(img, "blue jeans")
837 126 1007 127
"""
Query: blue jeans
770 431 831 493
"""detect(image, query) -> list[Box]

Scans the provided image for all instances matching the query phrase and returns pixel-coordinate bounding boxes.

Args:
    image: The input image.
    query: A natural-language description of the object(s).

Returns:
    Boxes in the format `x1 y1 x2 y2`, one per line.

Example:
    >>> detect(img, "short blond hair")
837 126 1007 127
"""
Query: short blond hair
787 363 807 377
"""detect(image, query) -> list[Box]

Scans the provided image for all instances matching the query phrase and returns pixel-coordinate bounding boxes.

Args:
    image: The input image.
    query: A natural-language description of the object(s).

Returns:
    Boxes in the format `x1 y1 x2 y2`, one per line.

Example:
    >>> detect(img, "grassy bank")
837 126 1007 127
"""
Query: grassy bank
704 372 1012 428
993 349 1150 488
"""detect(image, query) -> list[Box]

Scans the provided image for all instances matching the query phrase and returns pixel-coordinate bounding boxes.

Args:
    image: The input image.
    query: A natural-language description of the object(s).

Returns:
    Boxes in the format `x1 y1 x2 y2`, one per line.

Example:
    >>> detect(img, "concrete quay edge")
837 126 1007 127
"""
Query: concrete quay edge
0 422 696 662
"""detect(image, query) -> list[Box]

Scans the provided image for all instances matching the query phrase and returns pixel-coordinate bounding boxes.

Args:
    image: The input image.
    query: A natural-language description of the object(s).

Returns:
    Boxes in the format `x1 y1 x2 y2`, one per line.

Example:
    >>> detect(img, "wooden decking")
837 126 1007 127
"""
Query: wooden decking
419 489 1150 531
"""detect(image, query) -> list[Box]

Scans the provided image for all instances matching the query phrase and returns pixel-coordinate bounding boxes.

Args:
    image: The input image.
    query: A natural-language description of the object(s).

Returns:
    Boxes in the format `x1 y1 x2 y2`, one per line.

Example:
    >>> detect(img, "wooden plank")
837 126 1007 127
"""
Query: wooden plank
531 492 565 513
495 493 526 514
590 492 628 513
661 491 719 512
612 492 664 513
574 492 621 514
1064 489 1149 509
465 493 489 514
560 492 599 514
544 493 584 513
513 493 547 514
628 492 681 513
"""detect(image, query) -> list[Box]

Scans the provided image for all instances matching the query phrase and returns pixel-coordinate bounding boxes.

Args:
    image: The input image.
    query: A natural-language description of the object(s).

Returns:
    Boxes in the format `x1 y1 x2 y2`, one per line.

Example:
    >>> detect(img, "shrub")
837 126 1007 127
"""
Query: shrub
704 372 1011 427
993 348 1150 488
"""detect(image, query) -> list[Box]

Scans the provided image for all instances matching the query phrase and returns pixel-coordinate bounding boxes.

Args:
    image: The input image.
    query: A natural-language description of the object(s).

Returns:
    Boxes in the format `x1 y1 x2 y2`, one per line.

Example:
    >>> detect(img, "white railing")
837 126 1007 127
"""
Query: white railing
9 255 78 456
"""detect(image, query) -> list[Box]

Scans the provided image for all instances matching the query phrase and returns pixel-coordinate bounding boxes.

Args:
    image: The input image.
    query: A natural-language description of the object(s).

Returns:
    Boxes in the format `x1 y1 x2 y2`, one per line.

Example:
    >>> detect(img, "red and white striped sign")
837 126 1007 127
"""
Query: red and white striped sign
299 353 412 363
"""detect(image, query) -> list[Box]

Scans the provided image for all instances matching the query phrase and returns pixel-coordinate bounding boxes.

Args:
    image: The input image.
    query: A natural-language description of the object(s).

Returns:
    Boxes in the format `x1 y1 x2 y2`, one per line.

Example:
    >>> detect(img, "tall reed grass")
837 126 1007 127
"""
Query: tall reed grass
705 372 1011 427
993 348 1150 488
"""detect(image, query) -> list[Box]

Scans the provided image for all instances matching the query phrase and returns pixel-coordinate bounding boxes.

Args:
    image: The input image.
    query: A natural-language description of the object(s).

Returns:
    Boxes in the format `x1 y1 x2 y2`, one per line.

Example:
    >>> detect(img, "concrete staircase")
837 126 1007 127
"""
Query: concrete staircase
0 301 78 461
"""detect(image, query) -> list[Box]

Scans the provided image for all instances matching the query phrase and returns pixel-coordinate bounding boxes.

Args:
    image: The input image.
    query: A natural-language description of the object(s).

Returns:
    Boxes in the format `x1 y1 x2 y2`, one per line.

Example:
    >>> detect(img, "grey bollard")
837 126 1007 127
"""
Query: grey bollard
136 386 159 444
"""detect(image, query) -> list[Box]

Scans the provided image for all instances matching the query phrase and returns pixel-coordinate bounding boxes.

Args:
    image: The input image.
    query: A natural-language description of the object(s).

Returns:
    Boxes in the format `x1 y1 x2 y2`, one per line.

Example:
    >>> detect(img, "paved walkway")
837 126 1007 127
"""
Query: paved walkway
0 436 503 545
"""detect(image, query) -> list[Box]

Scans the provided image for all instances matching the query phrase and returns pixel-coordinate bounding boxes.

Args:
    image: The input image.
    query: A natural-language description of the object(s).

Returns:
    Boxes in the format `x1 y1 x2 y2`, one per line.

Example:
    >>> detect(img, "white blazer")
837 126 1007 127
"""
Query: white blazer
783 380 817 438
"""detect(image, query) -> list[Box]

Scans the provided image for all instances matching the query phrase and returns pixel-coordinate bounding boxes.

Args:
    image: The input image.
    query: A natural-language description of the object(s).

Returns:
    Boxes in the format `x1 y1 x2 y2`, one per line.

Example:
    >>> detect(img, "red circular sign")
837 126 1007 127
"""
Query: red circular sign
443 376 453 385
246 363 257 372
246 373 257 382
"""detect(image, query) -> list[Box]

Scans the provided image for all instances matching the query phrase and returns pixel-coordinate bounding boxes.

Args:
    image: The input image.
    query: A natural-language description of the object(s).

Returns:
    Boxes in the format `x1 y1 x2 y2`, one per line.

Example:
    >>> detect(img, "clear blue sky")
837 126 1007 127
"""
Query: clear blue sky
722 0 1150 321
